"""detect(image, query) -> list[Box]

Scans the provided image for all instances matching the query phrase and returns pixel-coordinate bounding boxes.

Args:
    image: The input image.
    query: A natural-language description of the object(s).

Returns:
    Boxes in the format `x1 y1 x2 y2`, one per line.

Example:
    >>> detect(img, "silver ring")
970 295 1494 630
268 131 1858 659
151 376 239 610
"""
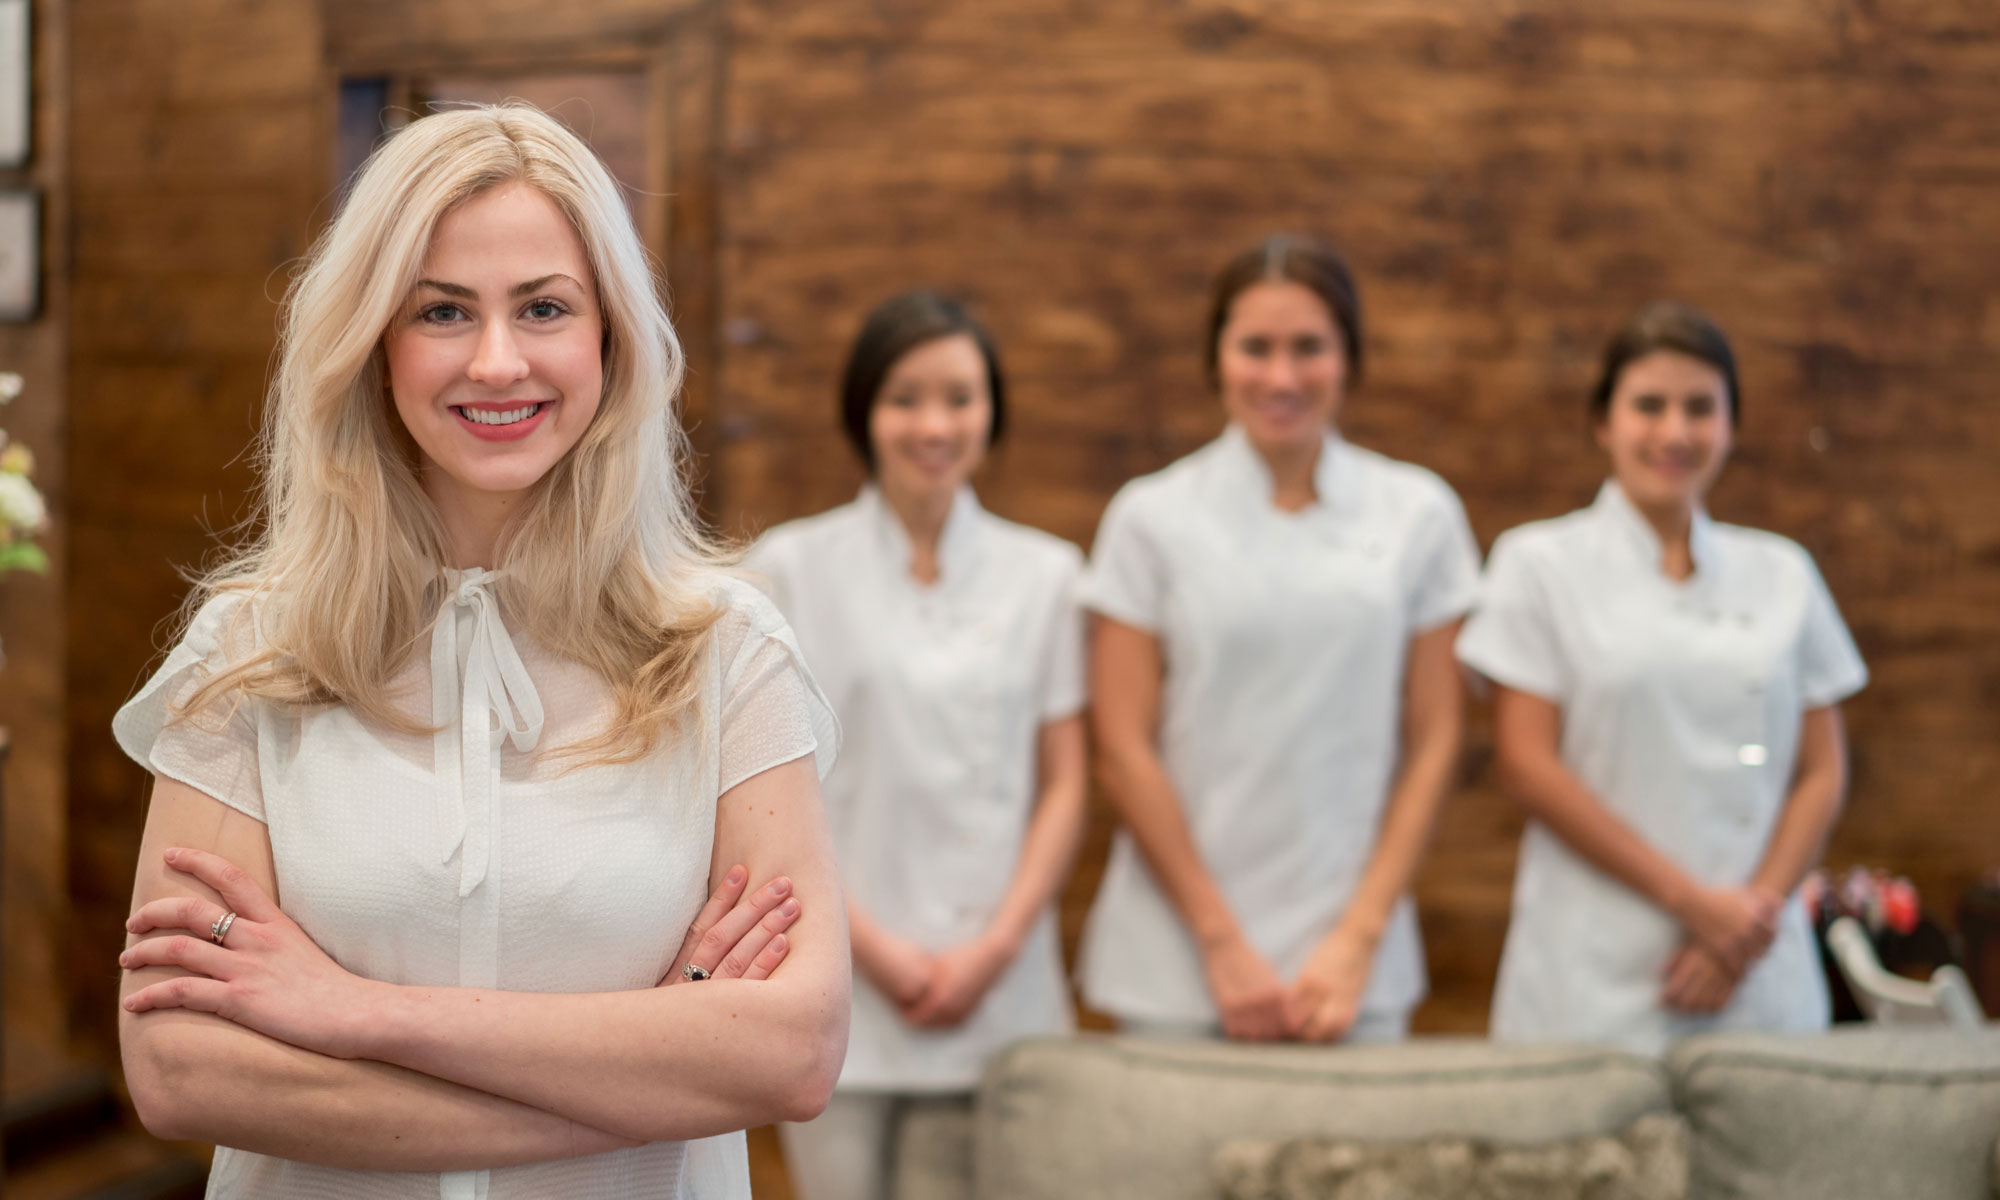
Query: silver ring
682 962 710 982
210 911 238 946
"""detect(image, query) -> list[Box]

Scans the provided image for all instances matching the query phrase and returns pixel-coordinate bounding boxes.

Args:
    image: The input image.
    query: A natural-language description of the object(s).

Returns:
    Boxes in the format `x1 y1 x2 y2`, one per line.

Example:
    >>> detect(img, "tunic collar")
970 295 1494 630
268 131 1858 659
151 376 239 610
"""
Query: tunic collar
431 567 544 898
858 483 984 582
1592 478 1718 580
1211 422 1360 518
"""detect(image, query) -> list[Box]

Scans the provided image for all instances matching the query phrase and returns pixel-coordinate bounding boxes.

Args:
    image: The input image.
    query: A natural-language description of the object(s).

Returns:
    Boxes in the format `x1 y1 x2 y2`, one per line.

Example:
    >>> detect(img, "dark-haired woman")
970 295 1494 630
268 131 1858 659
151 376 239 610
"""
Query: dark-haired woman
1080 236 1480 1043
749 291 1087 1199
1456 302 1867 1053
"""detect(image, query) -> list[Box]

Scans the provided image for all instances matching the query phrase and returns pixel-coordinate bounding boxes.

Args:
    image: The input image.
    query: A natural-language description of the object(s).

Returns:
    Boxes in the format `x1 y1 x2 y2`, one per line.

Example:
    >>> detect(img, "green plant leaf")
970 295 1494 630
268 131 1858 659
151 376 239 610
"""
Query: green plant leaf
0 542 49 573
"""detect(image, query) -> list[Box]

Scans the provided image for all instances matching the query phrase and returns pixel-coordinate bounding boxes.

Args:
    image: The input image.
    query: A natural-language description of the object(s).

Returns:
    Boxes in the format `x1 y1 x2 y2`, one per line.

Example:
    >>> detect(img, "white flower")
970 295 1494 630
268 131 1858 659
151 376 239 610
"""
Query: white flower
0 471 44 530
0 373 20 403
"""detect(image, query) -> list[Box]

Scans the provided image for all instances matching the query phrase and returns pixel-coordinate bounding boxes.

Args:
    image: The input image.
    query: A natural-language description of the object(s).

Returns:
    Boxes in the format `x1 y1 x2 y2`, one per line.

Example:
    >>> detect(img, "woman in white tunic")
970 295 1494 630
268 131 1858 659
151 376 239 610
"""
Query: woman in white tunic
111 105 850 1199
1082 235 1480 1042
1456 301 1867 1054
751 291 1088 1200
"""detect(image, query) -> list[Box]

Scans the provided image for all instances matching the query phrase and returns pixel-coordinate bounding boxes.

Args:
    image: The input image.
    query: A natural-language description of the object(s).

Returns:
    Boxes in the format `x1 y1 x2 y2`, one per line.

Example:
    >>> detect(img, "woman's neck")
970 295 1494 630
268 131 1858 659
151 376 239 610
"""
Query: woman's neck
425 471 520 570
1629 490 1698 581
878 478 956 585
1255 434 1323 513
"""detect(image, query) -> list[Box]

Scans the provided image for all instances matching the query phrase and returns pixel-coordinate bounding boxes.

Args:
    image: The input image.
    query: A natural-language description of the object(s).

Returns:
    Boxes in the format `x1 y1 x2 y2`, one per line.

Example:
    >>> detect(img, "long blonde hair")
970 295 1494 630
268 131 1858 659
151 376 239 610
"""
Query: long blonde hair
182 103 725 762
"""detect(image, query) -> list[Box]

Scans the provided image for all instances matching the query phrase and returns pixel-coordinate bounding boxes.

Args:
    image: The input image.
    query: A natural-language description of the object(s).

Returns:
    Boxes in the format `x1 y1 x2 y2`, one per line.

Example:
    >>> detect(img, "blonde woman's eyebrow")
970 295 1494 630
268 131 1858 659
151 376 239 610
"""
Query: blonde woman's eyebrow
411 274 584 300
510 273 585 298
414 278 476 299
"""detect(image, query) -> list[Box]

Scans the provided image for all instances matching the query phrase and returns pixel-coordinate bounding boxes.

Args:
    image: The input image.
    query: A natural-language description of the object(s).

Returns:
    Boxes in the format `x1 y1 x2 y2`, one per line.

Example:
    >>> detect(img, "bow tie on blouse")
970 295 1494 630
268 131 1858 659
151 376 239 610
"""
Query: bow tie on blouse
432 568 544 897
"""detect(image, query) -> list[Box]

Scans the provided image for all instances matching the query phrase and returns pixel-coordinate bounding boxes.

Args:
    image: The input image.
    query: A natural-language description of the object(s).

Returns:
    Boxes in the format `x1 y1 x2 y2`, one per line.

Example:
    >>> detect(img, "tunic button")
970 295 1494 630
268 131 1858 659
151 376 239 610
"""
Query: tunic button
1737 744 1769 767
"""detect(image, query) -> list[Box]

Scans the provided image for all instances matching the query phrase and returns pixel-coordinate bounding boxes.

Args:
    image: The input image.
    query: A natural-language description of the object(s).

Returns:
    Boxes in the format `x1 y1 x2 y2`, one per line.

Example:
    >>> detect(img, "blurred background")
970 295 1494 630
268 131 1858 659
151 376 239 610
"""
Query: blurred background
2 0 1996 1195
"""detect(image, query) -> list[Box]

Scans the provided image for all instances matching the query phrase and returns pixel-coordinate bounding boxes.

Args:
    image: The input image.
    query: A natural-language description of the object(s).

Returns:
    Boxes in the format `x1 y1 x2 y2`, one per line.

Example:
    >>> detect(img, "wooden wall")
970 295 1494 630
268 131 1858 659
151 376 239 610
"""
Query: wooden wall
1 0 72 1092
56 0 2000 1079
64 0 327 1052
707 0 2000 1030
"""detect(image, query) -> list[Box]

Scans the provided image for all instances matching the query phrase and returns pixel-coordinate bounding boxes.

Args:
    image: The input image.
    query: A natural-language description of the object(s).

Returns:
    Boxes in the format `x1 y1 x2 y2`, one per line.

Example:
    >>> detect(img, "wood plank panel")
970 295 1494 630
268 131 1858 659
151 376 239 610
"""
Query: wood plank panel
1 0 73 1085
718 0 2000 1057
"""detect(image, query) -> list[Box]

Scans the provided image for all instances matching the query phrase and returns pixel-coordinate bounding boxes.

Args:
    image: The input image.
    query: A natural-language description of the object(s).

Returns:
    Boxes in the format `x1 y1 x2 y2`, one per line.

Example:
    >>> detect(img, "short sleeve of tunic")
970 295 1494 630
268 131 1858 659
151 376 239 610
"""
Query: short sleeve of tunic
1040 545 1088 722
1407 480 1483 632
714 577 841 795
1456 531 1568 703
112 594 267 822
1795 551 1868 709
1079 483 1165 634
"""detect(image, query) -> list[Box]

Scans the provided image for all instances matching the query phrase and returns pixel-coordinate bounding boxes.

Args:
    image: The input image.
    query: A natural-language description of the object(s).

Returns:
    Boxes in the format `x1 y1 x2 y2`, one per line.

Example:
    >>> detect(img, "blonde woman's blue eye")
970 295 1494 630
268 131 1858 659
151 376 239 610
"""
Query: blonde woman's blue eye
422 303 466 324
526 300 566 321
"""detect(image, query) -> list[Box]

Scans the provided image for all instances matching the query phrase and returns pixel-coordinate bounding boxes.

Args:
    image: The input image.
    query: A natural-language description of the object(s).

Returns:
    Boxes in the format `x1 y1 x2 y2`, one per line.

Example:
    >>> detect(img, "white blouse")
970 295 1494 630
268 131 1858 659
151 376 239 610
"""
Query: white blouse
1456 480 1868 1053
113 570 838 1200
1077 425 1481 1026
748 486 1084 1091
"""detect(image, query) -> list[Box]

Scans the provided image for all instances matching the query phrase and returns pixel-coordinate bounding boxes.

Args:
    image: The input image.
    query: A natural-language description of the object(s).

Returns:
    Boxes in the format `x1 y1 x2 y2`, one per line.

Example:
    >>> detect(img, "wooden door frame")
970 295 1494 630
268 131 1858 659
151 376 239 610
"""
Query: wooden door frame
315 0 730 514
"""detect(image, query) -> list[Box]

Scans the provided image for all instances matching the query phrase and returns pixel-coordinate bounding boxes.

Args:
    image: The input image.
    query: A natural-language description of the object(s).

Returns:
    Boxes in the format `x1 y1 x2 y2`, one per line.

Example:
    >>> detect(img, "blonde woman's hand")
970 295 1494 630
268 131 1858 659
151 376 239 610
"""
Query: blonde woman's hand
1202 934 1294 1041
901 935 1012 1029
664 866 801 986
1288 925 1374 1042
119 847 381 1059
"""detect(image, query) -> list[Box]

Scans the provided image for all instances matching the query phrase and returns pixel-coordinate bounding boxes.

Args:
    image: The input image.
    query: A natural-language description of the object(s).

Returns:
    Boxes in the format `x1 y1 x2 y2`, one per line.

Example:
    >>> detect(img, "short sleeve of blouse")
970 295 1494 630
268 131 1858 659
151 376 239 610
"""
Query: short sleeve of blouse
1079 483 1165 633
1407 480 1483 632
1040 546 1088 722
1795 551 1868 709
1455 531 1568 703
112 594 268 822
715 577 841 795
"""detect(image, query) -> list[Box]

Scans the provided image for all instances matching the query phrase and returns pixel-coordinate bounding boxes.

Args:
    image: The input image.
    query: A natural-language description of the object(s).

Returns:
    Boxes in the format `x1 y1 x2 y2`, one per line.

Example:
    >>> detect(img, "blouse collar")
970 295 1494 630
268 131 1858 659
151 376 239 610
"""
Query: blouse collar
1592 479 1718 580
858 483 984 582
431 567 544 897
1211 422 1360 518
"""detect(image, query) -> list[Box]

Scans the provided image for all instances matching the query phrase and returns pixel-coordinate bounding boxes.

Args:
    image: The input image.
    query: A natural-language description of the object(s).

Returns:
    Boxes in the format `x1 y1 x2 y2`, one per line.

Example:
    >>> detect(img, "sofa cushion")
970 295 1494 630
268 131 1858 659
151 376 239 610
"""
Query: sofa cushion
1669 1026 2000 1200
976 1036 1672 1200
894 1095 975 1200
1212 1112 1686 1200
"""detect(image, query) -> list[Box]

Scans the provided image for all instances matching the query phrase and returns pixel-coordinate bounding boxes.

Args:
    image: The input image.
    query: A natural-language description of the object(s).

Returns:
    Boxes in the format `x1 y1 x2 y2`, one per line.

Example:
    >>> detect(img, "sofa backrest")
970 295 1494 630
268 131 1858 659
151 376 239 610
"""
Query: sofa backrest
974 1035 1673 1200
1669 1026 2000 1200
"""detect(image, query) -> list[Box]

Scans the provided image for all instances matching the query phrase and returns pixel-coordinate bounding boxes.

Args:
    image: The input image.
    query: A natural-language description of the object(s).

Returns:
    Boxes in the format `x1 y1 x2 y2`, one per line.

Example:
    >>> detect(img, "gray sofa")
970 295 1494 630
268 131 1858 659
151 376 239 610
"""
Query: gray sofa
886 1026 2000 1200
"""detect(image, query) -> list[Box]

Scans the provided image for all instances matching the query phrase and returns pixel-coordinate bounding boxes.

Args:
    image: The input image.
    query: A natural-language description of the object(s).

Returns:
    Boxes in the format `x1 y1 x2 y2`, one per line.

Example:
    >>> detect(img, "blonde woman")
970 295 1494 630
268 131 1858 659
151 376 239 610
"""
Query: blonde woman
111 104 849 1199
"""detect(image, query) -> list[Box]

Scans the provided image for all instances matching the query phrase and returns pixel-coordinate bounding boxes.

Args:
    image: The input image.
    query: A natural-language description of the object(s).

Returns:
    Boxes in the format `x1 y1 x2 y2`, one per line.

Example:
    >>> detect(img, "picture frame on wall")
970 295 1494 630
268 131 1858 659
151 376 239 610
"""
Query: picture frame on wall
0 0 27 169
0 189 38 321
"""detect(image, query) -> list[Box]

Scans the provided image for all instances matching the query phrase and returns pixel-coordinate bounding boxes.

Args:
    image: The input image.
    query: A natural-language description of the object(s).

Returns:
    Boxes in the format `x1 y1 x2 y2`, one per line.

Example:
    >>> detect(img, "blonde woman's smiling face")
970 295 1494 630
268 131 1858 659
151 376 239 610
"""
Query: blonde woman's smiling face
384 181 604 505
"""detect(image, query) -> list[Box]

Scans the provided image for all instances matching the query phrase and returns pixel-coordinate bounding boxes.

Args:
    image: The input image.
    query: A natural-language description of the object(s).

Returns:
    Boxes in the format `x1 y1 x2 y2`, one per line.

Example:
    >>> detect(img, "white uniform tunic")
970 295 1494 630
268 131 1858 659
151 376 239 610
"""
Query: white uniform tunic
1076 424 1481 1027
113 571 838 1200
1456 480 1868 1054
748 486 1085 1091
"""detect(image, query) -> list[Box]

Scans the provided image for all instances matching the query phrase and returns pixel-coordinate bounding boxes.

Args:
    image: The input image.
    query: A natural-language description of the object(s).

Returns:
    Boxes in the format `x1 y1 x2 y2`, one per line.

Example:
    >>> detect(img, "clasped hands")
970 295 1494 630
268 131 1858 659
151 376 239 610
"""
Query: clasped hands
1204 925 1376 1043
863 929 1016 1030
119 847 806 1058
1661 883 1783 1014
